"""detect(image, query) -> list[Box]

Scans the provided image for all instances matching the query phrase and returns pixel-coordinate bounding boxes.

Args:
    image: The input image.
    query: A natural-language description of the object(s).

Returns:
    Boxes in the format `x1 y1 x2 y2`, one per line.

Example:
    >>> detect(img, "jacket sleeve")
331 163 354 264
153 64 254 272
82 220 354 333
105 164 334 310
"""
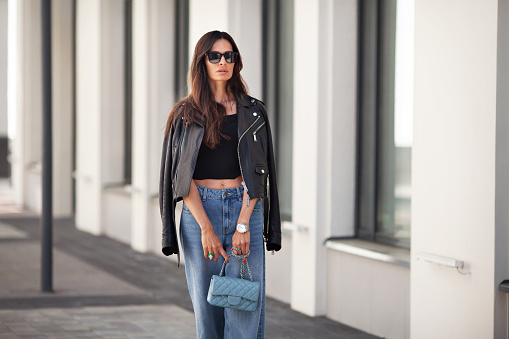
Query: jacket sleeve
159 123 179 259
261 106 282 252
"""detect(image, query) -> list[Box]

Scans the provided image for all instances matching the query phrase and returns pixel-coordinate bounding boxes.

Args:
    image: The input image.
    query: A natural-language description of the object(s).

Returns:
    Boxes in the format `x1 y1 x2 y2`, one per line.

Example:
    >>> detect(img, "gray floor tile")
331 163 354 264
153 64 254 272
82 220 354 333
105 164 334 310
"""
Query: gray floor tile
0 216 381 339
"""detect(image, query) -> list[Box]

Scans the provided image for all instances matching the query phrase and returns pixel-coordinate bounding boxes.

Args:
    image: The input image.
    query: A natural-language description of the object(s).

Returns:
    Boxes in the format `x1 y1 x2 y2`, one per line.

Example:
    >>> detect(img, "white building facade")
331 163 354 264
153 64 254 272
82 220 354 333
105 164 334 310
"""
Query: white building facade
4 0 509 338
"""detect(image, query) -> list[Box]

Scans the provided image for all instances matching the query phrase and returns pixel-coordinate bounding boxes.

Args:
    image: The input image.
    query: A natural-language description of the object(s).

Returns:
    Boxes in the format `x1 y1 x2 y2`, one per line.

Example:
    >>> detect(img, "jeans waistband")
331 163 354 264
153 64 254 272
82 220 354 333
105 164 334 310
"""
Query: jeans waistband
195 184 244 202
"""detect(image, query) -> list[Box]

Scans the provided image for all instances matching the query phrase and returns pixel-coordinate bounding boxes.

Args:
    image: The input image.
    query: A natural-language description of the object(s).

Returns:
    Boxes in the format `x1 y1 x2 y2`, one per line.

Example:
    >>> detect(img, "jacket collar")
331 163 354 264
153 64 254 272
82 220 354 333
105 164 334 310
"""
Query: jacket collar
237 94 261 108
237 95 263 135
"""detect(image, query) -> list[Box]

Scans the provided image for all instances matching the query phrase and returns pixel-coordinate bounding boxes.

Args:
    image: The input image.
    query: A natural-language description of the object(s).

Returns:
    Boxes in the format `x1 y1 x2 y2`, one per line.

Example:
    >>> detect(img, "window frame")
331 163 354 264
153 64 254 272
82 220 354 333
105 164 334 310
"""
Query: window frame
356 0 410 249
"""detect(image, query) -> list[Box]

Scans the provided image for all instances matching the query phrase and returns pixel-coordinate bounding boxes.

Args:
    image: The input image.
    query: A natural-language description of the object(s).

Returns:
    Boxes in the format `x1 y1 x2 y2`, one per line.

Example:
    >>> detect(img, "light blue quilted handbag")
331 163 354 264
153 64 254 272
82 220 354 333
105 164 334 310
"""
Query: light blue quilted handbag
207 253 260 312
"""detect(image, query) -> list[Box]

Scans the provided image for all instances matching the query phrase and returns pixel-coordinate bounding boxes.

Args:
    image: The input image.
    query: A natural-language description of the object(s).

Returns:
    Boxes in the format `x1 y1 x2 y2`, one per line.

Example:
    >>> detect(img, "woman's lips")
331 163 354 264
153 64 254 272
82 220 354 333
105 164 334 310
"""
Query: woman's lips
217 69 228 73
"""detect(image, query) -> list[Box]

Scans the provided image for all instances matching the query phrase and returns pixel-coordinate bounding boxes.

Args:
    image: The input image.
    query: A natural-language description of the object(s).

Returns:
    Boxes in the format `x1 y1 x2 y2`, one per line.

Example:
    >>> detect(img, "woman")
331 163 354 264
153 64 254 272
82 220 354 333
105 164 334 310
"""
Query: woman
159 31 281 339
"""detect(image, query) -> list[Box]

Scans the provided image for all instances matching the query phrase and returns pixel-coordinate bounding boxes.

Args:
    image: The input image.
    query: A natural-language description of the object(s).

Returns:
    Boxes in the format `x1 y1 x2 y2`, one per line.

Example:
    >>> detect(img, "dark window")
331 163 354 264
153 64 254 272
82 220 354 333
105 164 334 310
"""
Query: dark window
72 0 77 212
175 0 189 99
262 0 294 221
124 0 132 185
357 0 412 248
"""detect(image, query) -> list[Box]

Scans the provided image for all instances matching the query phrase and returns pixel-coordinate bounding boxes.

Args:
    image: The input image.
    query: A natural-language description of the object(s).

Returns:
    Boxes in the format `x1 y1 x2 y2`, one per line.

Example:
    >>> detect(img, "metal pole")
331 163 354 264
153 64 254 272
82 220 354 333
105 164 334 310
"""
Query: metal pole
41 0 53 293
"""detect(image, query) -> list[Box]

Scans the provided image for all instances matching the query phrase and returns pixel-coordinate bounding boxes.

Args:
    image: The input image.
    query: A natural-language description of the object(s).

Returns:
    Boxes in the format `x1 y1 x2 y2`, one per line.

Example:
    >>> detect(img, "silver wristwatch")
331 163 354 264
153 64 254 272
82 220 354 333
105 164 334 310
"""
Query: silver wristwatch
236 223 250 233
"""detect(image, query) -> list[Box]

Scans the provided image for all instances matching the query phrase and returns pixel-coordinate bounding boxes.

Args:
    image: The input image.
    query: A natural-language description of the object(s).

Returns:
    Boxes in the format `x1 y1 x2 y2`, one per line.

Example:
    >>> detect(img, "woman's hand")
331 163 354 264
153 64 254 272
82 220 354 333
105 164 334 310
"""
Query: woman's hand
232 227 250 256
232 189 257 256
201 226 228 263
183 181 228 263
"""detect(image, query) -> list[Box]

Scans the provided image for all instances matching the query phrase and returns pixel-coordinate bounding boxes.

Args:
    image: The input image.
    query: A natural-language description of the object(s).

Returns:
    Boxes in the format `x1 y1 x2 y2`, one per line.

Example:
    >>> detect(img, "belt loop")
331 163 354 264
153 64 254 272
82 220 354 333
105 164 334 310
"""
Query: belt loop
202 187 207 202
237 186 243 202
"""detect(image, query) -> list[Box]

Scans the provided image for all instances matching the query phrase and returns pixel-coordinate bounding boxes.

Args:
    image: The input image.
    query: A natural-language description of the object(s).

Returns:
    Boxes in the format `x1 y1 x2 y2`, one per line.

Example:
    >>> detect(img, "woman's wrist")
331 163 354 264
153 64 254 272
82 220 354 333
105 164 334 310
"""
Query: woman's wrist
200 223 214 232
236 222 250 234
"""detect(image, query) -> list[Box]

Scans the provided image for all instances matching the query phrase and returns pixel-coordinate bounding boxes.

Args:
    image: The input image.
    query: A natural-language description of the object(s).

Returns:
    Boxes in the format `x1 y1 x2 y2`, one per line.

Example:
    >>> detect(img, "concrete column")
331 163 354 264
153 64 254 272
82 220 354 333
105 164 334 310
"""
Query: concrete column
189 0 262 98
76 0 126 233
0 0 7 177
227 0 262 98
10 0 43 211
131 0 150 252
189 0 228 54
8 0 74 215
411 1 499 338
291 0 330 317
75 0 103 234
7 0 22 201
51 0 73 217
291 0 358 317
131 0 175 252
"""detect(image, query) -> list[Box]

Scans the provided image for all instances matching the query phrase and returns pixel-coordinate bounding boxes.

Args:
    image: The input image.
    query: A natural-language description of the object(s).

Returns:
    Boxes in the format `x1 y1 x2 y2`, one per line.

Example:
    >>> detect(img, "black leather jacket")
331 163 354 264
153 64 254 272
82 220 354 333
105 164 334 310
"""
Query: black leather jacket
159 95 281 262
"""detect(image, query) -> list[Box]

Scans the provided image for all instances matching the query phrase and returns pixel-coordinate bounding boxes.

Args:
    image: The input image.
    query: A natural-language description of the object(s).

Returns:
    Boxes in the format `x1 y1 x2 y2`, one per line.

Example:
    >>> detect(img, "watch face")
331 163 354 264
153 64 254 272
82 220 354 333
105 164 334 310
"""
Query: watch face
237 224 246 233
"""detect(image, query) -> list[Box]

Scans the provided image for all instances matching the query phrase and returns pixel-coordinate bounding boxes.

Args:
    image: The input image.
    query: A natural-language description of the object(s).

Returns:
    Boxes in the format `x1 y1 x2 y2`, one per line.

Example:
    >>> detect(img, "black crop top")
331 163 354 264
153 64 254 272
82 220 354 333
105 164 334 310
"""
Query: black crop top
193 114 241 180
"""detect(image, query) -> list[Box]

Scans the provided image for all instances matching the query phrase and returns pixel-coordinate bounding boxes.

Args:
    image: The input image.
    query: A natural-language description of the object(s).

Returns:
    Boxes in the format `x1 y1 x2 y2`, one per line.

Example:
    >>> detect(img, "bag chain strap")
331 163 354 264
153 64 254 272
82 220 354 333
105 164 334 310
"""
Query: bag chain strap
218 251 253 282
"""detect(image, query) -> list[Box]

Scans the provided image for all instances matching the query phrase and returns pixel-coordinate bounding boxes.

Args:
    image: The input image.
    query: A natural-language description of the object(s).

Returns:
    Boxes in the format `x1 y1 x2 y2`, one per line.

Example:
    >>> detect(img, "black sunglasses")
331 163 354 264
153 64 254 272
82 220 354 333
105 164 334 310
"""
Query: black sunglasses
205 51 239 64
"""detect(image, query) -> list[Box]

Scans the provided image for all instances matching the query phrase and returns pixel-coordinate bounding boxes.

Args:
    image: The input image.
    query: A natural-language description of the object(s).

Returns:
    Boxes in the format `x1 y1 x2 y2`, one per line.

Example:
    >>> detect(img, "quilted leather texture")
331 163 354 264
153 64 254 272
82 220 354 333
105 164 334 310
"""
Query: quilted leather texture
207 275 260 312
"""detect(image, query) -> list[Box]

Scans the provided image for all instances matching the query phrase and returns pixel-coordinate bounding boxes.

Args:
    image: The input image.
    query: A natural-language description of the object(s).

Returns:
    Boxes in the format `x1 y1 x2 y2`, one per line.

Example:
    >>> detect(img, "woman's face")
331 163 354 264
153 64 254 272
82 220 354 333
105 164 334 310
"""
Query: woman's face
205 39 236 84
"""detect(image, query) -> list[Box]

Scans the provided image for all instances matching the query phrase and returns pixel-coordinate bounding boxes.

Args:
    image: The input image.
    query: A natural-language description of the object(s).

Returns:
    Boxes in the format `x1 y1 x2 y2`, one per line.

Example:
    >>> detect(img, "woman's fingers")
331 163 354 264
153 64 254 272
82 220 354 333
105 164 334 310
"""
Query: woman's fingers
213 245 221 262
209 244 222 261
207 245 228 262
202 229 220 261
242 242 249 256
201 230 229 263
218 247 229 263
232 232 250 256
204 248 214 261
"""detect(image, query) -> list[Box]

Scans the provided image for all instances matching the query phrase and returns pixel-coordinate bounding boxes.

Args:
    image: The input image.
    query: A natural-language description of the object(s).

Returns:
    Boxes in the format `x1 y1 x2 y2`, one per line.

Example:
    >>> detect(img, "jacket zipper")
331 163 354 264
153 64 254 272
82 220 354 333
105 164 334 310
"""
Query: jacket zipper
174 120 188 184
237 115 261 206
252 121 265 142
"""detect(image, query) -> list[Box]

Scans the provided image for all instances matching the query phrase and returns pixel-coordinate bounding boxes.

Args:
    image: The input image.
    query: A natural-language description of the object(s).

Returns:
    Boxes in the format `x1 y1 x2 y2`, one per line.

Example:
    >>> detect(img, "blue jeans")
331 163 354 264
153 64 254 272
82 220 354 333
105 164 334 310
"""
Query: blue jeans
180 184 265 339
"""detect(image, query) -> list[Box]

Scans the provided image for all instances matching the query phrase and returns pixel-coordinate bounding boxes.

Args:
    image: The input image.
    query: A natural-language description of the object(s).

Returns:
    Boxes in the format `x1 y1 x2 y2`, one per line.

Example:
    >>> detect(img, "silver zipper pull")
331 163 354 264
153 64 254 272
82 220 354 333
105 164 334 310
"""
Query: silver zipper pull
241 181 250 206
253 133 257 142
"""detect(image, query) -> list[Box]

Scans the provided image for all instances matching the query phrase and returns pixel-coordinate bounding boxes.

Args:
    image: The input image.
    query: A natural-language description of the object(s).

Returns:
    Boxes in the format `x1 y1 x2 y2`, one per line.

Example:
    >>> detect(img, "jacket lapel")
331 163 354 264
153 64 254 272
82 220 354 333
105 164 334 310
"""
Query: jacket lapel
237 95 262 137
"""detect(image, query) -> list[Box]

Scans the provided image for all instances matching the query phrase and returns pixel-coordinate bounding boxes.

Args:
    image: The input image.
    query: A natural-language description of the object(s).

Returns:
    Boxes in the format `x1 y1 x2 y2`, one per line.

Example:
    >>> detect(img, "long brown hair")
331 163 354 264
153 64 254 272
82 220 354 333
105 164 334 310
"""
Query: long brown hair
165 31 248 148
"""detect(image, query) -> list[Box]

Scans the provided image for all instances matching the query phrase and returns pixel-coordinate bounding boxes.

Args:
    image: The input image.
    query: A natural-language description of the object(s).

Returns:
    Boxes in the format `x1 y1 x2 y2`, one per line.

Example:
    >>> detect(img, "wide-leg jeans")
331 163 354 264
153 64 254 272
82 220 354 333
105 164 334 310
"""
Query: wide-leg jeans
180 184 265 339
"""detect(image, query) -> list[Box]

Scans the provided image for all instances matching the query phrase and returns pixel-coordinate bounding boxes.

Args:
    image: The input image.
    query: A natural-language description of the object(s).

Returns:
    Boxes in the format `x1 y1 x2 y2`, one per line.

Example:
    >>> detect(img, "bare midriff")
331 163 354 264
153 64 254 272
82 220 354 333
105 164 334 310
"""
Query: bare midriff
194 175 243 190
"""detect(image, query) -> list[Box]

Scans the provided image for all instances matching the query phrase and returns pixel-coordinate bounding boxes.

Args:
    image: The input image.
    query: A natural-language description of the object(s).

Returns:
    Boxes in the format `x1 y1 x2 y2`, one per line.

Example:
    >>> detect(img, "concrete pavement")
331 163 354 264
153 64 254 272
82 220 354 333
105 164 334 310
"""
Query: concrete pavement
0 188 380 338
